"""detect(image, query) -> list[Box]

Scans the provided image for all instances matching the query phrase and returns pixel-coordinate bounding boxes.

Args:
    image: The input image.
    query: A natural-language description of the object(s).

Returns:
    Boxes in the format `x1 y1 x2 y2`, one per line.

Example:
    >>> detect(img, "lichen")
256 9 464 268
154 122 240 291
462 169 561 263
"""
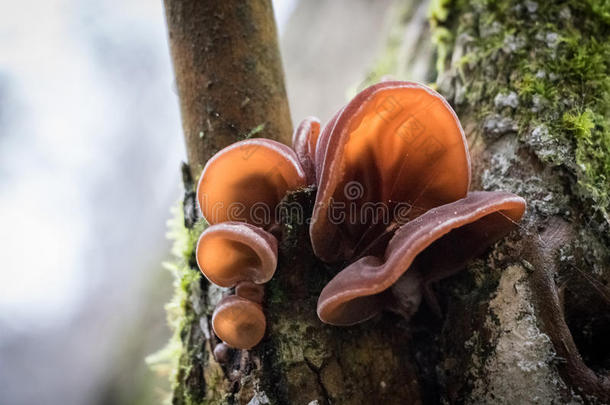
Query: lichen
467 265 580 404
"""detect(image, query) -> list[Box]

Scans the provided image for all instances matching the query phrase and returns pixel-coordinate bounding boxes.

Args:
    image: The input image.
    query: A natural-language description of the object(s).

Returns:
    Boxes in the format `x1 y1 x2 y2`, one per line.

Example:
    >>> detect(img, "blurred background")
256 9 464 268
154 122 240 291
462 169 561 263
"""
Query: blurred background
0 0 394 403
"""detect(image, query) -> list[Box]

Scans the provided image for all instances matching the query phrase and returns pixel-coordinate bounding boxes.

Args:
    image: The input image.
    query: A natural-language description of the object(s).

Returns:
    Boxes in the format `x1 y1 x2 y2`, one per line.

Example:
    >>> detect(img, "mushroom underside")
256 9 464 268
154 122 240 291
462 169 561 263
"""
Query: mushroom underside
317 191 526 326
196 222 278 287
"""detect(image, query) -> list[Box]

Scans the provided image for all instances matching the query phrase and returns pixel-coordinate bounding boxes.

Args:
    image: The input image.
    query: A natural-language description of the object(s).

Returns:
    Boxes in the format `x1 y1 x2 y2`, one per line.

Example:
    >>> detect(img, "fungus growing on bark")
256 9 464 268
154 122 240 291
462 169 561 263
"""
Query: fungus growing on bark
292 117 321 184
318 191 525 325
195 138 309 350
213 342 231 363
212 295 266 349
309 81 526 326
310 81 471 263
317 191 526 325
197 138 307 227
196 222 278 287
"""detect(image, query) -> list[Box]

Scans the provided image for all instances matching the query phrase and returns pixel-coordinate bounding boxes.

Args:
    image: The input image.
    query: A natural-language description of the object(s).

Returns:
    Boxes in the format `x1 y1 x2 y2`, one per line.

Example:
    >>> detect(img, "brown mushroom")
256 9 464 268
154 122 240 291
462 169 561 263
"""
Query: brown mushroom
317 191 526 326
291 117 320 184
197 138 307 228
212 295 266 349
196 222 278 287
310 81 471 263
213 342 231 363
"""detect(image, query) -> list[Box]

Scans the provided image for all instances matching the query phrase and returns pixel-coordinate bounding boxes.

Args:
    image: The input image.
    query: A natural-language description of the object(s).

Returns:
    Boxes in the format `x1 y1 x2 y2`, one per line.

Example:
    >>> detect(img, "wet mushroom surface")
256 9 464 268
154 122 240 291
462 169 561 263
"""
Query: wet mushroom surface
197 138 307 228
194 80 527 349
194 137 308 350
309 81 526 326
317 191 526 326
310 81 471 263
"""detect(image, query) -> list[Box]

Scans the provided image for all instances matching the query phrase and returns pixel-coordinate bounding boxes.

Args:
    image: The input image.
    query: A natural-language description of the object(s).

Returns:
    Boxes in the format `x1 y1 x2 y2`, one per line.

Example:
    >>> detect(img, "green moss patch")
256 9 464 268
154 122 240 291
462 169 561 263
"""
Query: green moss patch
435 0 610 234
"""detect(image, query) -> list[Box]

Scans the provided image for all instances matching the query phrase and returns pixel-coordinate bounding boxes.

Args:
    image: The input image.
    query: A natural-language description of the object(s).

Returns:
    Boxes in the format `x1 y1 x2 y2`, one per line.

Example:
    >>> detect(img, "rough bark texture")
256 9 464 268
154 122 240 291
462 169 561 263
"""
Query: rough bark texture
431 0 610 402
155 0 610 404
164 0 292 174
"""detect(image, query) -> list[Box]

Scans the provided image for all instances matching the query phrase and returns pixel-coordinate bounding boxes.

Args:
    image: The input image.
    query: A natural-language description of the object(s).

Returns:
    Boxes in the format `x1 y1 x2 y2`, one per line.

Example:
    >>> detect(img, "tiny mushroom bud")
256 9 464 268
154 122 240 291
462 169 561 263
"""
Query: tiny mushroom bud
213 342 231 363
212 295 266 349
291 117 321 184
197 138 307 228
196 222 278 287
310 81 471 263
317 191 526 326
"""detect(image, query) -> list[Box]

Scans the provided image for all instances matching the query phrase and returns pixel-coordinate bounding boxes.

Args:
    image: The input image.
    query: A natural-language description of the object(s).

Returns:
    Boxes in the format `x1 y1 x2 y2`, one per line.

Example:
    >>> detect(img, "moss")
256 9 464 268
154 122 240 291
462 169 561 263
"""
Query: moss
587 0 610 23
147 202 213 405
242 122 267 140
429 0 452 24
434 0 610 236
431 27 454 77
564 109 610 217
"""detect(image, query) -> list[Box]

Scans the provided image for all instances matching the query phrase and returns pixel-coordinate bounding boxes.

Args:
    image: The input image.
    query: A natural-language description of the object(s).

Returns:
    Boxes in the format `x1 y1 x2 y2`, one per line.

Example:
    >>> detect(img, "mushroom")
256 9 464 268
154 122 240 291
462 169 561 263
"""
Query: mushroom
213 342 231 363
212 295 266 349
197 138 307 228
317 191 526 326
291 117 321 184
310 81 471 263
195 221 272 349
195 138 307 350
196 222 278 287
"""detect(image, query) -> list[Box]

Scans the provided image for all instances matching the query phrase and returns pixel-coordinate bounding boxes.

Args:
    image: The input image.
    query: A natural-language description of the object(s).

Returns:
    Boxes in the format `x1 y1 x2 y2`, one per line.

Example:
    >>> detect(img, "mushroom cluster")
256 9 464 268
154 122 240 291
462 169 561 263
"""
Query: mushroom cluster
195 139 307 349
308 81 526 325
195 80 526 350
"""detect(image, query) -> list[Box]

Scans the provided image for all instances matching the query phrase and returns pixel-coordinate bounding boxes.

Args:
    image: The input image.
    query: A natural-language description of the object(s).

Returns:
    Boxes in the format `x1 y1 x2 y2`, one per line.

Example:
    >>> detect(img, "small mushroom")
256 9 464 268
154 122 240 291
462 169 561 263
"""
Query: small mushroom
196 222 278 287
317 191 526 326
213 342 231 363
212 295 266 349
197 138 307 227
310 81 471 263
291 116 321 184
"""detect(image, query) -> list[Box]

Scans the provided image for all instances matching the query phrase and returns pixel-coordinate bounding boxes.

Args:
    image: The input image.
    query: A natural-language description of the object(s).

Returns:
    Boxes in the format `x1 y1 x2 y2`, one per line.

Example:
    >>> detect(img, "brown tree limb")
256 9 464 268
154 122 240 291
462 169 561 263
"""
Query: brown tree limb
164 0 292 175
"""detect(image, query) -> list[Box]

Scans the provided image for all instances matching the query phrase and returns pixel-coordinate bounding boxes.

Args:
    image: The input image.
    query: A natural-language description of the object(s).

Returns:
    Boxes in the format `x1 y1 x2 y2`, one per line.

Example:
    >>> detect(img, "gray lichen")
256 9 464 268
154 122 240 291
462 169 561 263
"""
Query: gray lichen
467 265 581 404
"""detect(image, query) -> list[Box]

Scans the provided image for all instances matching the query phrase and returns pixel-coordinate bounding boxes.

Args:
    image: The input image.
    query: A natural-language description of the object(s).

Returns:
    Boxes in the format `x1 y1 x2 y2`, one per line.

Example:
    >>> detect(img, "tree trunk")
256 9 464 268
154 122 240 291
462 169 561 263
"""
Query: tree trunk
157 0 610 404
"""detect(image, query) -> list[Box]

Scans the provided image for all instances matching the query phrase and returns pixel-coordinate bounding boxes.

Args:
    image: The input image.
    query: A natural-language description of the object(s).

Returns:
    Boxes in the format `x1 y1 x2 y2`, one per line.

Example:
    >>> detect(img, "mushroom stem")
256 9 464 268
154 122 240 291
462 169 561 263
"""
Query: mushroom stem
236 281 265 304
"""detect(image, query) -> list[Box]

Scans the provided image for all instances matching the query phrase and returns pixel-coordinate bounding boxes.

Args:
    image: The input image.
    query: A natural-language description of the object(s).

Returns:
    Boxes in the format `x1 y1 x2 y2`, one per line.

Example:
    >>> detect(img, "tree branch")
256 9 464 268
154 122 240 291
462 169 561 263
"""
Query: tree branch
164 0 292 174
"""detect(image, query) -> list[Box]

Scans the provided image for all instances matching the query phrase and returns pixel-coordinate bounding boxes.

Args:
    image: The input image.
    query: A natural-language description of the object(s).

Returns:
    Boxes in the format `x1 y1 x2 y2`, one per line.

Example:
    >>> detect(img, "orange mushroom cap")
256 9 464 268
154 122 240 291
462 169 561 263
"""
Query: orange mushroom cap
317 191 526 326
212 295 266 349
196 222 278 287
197 139 307 228
292 117 321 184
310 81 471 263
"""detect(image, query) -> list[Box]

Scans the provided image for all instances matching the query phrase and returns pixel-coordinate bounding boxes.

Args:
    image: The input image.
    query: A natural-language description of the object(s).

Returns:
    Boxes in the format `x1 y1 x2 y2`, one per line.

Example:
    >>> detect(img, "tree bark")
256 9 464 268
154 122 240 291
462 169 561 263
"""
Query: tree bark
160 0 610 404
164 0 292 174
